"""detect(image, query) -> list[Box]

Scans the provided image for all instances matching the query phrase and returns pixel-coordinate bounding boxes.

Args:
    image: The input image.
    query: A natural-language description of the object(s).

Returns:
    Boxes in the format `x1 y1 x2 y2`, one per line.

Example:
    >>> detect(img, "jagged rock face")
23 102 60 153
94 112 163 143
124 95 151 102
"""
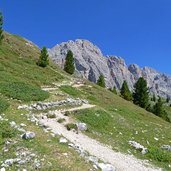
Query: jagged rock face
48 39 171 98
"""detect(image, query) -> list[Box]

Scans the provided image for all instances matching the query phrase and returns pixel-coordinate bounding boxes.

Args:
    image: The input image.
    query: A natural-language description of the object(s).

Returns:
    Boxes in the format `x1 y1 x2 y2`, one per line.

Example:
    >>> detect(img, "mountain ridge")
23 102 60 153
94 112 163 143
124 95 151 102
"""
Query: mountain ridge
48 39 171 99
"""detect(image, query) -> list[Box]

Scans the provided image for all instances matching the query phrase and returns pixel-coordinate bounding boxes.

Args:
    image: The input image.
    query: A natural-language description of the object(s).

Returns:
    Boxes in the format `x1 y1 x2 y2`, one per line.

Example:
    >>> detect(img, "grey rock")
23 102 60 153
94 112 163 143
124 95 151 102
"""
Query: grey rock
59 137 68 144
0 168 5 171
76 122 88 131
88 156 98 164
48 39 171 98
161 145 171 152
128 141 148 154
20 98 83 111
22 132 35 140
98 163 116 171
4 159 14 166
9 121 17 128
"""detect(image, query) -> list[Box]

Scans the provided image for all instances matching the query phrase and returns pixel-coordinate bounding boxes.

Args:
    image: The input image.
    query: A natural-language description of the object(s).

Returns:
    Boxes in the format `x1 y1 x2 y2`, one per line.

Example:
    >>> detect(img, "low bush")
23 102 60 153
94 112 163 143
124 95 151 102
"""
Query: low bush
65 123 77 131
59 86 81 97
57 118 66 123
0 121 17 138
0 97 9 113
64 111 71 116
146 146 171 163
47 113 56 118
0 82 49 102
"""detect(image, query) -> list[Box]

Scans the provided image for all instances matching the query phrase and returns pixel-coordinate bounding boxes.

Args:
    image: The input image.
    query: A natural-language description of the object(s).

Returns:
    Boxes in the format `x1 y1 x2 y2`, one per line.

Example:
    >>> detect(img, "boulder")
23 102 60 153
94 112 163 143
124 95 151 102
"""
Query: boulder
161 145 171 152
128 141 148 154
76 122 87 131
98 163 116 171
22 132 36 140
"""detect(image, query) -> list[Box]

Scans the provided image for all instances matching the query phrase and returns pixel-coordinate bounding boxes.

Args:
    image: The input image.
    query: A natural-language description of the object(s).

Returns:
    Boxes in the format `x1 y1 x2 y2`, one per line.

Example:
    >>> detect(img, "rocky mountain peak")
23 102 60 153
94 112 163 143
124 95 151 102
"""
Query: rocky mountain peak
48 39 171 98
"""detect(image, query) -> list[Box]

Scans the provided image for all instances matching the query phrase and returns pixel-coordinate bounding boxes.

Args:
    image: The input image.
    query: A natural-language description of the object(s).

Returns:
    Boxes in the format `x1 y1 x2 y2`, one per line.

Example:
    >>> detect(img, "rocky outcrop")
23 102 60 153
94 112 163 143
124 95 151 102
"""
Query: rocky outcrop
48 39 171 98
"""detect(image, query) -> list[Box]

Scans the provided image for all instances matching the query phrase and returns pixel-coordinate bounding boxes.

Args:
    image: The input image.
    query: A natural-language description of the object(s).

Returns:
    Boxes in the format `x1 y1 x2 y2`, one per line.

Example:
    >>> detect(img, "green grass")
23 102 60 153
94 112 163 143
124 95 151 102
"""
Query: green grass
0 97 9 113
59 85 82 97
66 83 171 170
0 32 95 170
0 120 18 139
0 82 49 102
146 146 171 163
0 32 65 87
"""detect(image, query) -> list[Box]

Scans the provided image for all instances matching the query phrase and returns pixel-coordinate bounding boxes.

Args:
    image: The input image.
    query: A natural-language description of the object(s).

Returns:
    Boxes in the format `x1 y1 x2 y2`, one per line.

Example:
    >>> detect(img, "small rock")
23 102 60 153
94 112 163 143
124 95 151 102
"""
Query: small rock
88 156 98 164
128 140 148 154
22 132 36 139
20 123 26 127
154 137 159 141
4 159 14 166
98 163 116 171
76 122 87 131
59 137 68 144
161 145 171 152
0 167 5 171
9 121 17 128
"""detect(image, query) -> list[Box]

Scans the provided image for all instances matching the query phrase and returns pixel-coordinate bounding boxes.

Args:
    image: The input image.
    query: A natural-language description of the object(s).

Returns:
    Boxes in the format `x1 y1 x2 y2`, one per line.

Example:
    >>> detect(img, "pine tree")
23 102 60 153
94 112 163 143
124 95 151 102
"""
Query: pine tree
153 97 170 122
133 77 149 109
152 94 156 102
97 74 105 88
0 12 4 44
109 86 117 94
64 50 75 74
166 95 170 103
120 81 132 101
37 47 49 67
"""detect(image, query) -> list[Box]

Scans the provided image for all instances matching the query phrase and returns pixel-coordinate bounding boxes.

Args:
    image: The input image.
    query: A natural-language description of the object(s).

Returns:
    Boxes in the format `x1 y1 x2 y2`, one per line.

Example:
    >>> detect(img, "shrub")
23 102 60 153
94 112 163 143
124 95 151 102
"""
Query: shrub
64 50 75 74
64 111 71 116
0 97 9 113
0 121 17 138
65 123 77 131
0 82 49 102
146 146 171 163
133 77 149 109
120 80 132 101
109 86 117 95
97 74 105 88
57 118 66 123
37 47 49 67
47 113 56 118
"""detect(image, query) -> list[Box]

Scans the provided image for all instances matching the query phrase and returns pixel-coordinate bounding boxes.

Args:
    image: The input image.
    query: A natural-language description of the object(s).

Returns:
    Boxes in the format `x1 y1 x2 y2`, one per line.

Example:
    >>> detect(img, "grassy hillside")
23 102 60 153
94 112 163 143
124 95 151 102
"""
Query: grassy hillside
0 33 95 170
0 32 171 170
58 83 171 170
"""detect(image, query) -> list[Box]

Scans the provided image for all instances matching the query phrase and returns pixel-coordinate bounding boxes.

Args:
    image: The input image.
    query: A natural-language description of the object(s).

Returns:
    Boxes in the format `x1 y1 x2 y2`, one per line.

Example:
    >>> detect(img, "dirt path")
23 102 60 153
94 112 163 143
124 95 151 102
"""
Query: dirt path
64 103 96 112
39 105 161 171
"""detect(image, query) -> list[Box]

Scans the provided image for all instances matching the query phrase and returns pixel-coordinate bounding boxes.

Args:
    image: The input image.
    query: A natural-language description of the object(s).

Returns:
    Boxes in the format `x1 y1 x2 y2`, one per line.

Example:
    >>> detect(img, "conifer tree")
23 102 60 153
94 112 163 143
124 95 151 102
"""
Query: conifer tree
97 74 105 88
37 47 49 67
64 50 75 74
152 94 156 102
120 81 132 101
109 86 117 94
133 77 149 109
0 12 4 44
166 95 170 103
153 97 170 122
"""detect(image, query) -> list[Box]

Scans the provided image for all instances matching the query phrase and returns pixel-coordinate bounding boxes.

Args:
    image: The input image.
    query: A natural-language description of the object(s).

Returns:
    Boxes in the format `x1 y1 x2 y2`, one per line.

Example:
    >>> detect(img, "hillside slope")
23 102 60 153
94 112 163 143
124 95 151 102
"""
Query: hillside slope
48 39 171 99
0 33 171 171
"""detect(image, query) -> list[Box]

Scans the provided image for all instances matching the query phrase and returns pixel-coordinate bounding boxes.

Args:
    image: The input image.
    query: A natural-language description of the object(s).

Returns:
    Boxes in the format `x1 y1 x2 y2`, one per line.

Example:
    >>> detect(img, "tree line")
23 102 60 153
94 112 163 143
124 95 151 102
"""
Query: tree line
96 74 170 122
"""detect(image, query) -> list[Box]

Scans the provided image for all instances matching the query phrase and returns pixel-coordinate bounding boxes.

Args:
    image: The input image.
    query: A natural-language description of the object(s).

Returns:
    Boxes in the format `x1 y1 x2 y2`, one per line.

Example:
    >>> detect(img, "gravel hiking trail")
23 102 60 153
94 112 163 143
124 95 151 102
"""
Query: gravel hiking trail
39 104 161 171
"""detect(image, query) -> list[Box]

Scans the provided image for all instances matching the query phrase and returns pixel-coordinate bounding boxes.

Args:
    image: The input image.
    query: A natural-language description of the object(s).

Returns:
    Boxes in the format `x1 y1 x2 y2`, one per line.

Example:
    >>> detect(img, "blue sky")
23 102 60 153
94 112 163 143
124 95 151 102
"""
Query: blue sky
1 0 171 74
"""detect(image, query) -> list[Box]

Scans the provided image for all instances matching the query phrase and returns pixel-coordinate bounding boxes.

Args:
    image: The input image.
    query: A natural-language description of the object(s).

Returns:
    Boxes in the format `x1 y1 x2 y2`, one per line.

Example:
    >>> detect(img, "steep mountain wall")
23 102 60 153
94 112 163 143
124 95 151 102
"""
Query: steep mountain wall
48 39 171 98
